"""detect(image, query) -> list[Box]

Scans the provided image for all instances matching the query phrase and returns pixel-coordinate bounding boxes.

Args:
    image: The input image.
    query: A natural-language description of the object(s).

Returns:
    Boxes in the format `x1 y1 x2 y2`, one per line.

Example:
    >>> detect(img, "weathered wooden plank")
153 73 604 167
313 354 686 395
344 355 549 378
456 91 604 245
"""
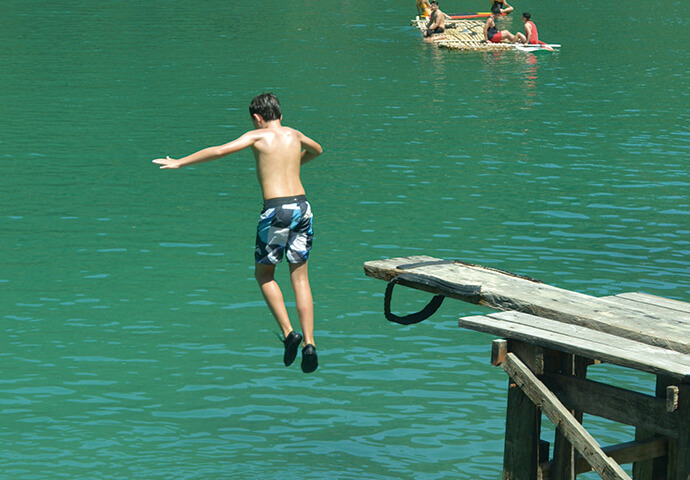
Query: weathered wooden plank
457 312 690 380
487 311 689 377
597 439 667 471
364 256 690 354
605 292 690 315
542 374 679 438
365 257 483 303
501 353 632 480
611 293 690 312
541 439 668 479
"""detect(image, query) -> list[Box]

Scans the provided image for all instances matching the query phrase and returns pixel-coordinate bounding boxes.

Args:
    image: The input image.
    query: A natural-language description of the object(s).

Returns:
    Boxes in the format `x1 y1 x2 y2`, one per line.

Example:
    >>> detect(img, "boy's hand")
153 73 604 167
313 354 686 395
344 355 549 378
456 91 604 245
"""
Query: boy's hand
152 156 180 169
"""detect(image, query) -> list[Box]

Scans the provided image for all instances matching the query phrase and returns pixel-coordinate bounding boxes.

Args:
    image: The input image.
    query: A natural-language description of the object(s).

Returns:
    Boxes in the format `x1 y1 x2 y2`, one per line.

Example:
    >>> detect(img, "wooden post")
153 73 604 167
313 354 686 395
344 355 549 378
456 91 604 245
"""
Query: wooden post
551 354 590 480
551 353 577 480
633 376 672 480
501 353 632 480
669 383 690 480
492 339 509 367
503 341 542 480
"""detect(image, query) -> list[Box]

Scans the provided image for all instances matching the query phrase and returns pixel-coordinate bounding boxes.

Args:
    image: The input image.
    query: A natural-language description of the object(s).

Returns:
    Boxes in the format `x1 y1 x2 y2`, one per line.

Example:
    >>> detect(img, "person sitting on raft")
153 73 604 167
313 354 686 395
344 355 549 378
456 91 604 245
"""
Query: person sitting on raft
484 5 518 43
490 0 513 14
424 1 447 37
515 12 544 45
417 0 431 18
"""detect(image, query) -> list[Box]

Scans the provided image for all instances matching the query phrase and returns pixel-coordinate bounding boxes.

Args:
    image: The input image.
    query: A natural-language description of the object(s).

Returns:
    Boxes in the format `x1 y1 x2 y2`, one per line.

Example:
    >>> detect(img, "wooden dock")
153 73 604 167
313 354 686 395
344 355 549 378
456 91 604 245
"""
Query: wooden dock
364 255 690 480
412 17 515 51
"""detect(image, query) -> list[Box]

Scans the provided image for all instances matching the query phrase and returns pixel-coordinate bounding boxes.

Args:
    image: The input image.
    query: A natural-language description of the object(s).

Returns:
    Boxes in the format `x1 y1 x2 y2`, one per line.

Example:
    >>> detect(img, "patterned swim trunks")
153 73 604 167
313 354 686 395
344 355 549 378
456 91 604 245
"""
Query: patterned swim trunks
255 195 313 265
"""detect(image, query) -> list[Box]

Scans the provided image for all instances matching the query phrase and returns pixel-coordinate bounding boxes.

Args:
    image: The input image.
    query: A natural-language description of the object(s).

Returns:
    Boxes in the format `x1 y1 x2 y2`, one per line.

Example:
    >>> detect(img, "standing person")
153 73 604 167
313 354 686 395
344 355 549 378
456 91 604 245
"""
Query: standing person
153 93 323 374
424 1 447 37
516 12 542 44
484 5 518 43
490 0 513 14
417 0 431 18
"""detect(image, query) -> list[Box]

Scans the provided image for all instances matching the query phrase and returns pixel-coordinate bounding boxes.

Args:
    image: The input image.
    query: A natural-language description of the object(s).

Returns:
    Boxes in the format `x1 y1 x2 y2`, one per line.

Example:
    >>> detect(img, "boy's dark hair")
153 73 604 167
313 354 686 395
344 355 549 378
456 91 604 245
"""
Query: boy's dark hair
522 12 531 20
249 93 282 121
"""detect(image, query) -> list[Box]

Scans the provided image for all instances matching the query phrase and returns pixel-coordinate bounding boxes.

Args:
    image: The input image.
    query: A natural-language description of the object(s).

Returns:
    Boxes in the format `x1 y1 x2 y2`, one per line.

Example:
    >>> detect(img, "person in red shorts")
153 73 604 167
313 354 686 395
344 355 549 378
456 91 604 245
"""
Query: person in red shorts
484 5 518 43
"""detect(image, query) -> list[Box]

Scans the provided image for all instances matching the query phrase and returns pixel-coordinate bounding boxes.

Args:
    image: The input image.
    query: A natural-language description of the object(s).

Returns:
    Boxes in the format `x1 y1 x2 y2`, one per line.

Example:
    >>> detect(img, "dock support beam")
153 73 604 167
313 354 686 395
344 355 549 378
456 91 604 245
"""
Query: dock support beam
550 353 589 480
670 383 690 480
502 342 542 480
501 351 632 480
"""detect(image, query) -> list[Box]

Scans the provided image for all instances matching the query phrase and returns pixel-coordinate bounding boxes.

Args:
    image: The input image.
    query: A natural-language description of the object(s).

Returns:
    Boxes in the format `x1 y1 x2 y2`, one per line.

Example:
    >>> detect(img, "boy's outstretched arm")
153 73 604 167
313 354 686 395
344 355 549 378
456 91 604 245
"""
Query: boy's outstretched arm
299 132 323 165
153 132 258 169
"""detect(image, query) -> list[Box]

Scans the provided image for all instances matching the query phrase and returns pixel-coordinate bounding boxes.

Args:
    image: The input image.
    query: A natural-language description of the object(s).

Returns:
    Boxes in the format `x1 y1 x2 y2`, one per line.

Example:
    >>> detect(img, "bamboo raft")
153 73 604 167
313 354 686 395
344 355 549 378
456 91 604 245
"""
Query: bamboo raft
412 16 515 51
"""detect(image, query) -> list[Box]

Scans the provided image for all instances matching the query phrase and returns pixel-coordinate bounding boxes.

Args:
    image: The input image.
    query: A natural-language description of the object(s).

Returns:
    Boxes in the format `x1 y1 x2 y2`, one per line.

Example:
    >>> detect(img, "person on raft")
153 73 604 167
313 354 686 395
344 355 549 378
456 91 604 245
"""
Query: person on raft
424 1 447 37
515 12 543 45
417 0 431 18
490 0 513 14
484 5 518 43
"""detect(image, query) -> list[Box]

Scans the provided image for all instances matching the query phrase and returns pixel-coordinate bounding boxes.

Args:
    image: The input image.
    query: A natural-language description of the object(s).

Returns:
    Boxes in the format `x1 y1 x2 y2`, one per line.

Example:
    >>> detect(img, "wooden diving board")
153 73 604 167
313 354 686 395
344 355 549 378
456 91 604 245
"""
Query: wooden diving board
364 255 690 354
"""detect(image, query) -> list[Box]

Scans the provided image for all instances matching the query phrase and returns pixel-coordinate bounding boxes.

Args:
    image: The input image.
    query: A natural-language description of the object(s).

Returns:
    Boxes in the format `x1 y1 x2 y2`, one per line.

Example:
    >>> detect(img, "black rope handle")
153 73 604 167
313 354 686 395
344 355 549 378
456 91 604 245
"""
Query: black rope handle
384 274 446 325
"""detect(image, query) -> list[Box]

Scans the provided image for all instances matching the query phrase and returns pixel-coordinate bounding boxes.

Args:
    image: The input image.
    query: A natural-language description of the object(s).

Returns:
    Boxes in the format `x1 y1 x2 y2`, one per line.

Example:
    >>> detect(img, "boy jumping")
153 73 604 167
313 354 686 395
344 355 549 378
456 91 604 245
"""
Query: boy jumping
153 93 323 373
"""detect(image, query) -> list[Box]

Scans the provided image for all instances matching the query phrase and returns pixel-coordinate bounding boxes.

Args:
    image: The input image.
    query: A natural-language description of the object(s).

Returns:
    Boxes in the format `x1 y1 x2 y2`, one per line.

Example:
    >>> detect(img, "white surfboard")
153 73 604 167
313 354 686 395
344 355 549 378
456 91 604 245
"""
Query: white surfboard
515 43 561 52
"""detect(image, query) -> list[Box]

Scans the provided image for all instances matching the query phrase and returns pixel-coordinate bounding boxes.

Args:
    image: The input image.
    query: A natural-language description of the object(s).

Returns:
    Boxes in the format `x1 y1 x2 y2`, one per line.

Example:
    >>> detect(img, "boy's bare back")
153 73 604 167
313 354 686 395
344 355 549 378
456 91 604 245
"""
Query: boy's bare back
250 125 308 201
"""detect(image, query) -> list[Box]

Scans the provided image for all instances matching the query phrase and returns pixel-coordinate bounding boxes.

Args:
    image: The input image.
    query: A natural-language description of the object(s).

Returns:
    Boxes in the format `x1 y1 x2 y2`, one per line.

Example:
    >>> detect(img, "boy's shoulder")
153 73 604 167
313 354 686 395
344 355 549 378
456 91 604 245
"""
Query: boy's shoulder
249 125 299 136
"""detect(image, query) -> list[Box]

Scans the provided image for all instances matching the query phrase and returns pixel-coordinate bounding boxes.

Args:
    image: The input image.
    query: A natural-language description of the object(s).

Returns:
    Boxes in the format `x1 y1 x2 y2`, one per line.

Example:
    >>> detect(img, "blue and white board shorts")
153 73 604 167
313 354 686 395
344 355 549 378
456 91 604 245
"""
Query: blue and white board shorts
255 195 313 265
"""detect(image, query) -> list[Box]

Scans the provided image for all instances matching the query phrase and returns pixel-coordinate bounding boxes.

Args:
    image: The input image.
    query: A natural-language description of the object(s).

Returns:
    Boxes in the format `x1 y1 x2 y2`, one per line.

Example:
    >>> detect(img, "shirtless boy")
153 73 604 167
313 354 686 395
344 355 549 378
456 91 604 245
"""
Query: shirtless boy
424 1 447 37
153 93 323 373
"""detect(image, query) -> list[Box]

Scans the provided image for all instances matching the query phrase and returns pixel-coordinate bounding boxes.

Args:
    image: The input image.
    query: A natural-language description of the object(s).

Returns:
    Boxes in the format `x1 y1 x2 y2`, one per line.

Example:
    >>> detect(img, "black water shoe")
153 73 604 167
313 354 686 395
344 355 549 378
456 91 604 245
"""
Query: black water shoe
283 331 303 366
301 344 318 373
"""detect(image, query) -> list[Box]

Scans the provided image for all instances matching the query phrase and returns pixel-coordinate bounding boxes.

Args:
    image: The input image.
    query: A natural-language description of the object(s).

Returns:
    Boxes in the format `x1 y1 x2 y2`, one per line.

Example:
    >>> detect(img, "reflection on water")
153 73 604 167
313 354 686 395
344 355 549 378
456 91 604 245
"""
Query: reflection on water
519 55 540 109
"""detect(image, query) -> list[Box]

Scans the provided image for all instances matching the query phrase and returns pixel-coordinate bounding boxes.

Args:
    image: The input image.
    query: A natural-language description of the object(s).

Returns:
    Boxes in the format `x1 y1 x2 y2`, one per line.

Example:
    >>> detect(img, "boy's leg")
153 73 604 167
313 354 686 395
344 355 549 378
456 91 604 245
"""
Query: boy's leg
290 261 318 373
255 262 294 338
288 261 314 346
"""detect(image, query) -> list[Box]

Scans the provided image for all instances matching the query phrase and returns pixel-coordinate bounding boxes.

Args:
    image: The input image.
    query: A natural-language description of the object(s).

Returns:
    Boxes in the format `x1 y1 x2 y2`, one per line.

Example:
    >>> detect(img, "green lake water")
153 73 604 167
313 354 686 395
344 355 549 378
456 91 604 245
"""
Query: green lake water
2 0 688 478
